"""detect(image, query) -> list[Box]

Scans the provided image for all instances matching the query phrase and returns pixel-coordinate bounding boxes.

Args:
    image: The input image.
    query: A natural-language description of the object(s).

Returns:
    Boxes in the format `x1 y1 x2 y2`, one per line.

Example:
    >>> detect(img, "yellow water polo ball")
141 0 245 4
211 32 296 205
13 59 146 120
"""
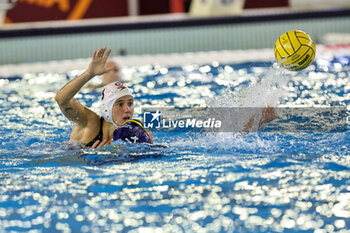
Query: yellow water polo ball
274 30 316 71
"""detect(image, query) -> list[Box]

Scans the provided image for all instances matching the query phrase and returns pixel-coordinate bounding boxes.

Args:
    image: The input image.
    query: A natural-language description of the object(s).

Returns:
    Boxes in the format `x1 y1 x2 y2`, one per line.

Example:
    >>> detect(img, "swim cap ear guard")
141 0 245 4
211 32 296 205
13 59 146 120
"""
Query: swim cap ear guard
113 120 153 144
100 82 133 128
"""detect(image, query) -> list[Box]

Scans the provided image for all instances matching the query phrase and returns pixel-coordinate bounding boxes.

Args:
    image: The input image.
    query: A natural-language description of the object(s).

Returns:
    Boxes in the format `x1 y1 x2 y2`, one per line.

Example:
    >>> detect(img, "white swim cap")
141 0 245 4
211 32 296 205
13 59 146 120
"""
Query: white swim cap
100 81 133 127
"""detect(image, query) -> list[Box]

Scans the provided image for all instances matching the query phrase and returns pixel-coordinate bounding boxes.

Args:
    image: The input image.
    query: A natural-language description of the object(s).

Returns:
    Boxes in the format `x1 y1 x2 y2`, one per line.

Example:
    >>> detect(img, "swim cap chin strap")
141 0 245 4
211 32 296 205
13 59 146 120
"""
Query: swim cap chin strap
99 82 133 128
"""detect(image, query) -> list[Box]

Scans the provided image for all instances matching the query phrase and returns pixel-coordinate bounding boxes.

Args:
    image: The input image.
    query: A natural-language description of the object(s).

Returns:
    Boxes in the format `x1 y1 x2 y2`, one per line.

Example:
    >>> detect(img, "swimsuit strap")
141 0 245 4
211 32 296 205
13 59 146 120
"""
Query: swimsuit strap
85 117 104 147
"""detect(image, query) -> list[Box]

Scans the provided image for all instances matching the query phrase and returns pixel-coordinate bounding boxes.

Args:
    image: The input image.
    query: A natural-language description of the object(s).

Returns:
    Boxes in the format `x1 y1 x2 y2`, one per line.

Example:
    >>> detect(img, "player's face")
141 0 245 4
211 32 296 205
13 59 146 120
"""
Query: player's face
112 95 134 126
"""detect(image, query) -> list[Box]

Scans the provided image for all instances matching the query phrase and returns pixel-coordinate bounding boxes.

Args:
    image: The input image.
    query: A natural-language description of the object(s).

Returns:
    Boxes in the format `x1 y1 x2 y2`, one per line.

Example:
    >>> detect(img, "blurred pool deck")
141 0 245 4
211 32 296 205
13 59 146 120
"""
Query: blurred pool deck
0 7 349 65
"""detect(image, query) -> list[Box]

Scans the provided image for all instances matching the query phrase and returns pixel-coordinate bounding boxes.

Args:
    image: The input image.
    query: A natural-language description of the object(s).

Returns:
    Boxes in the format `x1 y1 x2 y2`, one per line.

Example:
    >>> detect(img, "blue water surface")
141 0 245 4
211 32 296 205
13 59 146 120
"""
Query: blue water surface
0 53 350 232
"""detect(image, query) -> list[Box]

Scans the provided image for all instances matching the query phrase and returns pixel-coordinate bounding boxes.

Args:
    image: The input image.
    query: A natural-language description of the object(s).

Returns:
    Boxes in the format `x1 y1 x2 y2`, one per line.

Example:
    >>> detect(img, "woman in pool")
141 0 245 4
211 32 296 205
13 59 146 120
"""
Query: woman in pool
55 47 153 148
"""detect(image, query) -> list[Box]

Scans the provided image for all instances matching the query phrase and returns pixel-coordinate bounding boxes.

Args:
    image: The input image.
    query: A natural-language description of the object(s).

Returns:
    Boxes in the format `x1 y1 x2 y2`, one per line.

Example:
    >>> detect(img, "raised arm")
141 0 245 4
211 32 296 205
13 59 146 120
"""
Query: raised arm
55 47 112 126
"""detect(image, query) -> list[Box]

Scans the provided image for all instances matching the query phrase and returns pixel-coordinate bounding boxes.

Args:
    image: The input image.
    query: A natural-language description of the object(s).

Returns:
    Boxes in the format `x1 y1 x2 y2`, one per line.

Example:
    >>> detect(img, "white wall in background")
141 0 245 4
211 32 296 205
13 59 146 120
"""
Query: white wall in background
190 0 245 16
290 0 350 10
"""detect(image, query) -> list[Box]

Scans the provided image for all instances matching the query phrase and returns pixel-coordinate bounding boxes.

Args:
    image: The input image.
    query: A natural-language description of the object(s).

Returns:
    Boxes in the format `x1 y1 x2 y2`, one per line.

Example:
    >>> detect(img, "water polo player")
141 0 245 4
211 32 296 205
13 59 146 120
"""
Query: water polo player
55 47 153 148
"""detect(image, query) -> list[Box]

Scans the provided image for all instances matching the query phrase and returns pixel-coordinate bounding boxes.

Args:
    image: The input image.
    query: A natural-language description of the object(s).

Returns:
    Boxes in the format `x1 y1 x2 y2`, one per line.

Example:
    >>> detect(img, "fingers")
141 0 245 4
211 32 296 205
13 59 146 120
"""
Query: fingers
91 139 113 149
103 49 112 61
97 139 112 148
92 47 111 63
96 139 108 148
96 46 107 58
91 140 100 149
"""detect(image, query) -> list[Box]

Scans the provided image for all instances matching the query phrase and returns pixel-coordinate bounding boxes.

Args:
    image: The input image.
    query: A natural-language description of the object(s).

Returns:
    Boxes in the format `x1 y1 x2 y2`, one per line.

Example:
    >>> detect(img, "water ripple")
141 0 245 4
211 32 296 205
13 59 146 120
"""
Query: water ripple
1 53 350 232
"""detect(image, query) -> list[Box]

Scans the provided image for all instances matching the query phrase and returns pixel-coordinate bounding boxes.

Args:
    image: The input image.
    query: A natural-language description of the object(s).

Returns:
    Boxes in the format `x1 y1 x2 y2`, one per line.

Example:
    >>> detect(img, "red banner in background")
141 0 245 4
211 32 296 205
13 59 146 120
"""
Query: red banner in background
5 0 128 23
4 0 289 24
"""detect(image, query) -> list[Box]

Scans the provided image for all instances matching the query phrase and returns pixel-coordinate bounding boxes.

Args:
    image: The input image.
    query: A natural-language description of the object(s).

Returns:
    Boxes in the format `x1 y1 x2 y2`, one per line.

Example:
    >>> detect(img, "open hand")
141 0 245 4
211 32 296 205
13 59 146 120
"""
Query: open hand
87 47 112 76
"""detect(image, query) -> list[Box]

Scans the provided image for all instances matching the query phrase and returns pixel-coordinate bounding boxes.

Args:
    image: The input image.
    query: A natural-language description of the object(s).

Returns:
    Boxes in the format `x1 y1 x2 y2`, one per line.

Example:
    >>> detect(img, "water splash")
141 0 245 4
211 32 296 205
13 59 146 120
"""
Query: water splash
1 55 350 233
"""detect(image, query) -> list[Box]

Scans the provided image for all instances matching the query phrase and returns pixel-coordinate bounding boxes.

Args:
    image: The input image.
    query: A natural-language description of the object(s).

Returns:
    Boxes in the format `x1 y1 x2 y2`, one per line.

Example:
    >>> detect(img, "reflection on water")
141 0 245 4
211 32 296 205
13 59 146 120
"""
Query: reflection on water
0 53 350 232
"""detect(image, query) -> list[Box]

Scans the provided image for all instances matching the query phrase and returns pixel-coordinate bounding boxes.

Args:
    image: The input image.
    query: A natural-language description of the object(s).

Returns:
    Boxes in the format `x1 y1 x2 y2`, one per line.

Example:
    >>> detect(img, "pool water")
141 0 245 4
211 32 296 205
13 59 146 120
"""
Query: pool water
0 49 350 233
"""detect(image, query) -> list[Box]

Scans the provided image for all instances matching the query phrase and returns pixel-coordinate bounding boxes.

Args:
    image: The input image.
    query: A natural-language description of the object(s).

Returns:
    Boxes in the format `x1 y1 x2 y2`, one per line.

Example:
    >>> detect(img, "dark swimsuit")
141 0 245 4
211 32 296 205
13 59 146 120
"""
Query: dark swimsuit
85 117 104 147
